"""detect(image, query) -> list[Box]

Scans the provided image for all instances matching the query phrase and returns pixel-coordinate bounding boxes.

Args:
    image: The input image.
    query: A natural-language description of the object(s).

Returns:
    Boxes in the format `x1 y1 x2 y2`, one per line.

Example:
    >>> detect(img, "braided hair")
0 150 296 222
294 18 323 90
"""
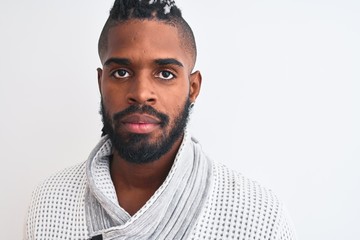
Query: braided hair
98 0 197 64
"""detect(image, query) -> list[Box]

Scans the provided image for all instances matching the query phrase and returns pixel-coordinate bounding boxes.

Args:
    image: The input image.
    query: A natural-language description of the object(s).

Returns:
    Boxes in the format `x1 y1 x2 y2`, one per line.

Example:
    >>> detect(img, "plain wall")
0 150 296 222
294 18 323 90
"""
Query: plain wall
0 0 359 239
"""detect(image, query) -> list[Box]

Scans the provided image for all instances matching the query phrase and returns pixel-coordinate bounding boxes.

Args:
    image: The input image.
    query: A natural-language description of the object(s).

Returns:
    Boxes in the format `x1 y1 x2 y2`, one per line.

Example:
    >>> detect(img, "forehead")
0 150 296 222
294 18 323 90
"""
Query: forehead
103 20 192 70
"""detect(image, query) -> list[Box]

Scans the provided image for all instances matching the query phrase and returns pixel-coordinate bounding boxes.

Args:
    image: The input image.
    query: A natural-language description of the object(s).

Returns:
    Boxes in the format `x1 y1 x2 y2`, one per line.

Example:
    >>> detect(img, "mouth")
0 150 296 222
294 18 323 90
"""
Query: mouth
121 114 161 134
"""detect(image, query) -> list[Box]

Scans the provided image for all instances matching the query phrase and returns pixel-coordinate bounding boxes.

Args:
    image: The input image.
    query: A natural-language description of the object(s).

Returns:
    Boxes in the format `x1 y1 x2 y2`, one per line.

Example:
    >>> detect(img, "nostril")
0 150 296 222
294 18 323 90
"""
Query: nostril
146 98 156 103
127 97 156 105
128 97 137 104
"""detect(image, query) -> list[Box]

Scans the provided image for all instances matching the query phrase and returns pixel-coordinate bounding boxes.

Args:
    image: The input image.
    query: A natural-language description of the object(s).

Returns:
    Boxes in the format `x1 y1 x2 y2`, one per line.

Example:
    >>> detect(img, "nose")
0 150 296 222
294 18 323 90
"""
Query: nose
126 75 156 105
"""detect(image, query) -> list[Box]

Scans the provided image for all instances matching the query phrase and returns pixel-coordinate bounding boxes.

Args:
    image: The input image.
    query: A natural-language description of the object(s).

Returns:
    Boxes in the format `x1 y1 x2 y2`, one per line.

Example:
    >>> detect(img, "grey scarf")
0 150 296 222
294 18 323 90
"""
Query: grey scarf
85 132 212 240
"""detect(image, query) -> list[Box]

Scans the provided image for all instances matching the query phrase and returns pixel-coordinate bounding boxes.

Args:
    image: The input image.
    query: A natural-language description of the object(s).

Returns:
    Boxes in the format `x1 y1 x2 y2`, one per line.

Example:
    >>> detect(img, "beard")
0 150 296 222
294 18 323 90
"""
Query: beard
100 98 191 164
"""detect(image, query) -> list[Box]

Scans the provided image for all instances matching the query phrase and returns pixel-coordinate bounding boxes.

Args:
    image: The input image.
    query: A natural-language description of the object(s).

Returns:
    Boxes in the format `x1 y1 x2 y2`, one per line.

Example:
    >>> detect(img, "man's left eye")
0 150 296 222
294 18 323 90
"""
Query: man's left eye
157 71 175 80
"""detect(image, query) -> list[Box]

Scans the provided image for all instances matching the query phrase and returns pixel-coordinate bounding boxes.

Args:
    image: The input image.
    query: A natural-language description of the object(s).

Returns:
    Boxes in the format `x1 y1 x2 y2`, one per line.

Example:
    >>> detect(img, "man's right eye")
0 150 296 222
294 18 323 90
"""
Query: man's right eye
113 69 130 78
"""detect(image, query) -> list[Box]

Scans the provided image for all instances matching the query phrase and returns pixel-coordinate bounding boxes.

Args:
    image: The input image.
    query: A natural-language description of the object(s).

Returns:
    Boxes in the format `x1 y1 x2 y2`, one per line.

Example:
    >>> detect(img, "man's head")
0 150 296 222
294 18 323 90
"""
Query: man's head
97 0 201 164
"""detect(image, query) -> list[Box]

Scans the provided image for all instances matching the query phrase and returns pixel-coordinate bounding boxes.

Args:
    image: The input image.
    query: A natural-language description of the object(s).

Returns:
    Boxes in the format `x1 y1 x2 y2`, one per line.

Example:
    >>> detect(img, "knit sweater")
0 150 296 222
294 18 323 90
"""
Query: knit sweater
25 135 296 240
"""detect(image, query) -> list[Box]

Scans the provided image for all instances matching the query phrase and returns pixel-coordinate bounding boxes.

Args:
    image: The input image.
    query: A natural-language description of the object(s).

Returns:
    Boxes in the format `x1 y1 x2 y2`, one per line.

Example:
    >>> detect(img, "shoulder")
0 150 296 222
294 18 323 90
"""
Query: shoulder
25 162 88 239
211 161 283 221
213 161 277 202
33 161 87 198
192 161 297 240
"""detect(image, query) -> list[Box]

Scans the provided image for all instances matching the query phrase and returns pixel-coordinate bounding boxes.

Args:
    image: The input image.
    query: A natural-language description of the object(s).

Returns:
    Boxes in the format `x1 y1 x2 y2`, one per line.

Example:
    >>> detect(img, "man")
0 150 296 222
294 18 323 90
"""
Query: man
25 0 296 239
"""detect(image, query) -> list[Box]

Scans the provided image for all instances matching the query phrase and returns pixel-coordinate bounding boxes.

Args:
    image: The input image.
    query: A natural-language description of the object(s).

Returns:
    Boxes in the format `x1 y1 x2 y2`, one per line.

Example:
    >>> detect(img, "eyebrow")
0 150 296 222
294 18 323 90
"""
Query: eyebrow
103 57 184 68
155 58 184 67
104 58 131 66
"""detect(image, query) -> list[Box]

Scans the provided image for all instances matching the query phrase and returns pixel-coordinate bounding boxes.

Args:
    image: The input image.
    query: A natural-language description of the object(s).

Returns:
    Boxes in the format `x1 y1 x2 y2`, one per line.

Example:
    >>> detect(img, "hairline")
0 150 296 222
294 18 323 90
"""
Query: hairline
98 17 197 70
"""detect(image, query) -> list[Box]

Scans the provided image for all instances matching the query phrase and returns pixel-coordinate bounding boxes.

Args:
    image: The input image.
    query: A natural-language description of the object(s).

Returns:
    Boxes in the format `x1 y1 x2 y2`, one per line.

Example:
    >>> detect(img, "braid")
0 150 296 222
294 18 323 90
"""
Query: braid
109 0 181 19
98 0 196 64
110 0 181 21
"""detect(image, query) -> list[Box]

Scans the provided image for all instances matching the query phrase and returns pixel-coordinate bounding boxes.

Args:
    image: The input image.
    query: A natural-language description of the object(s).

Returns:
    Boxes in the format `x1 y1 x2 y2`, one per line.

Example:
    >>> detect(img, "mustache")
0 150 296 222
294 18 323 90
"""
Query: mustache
113 104 169 127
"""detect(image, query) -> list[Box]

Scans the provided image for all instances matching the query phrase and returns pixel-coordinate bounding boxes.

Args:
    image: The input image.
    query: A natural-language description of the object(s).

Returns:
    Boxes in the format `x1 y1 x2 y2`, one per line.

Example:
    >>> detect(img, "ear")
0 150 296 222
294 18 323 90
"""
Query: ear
97 68 103 95
189 70 202 103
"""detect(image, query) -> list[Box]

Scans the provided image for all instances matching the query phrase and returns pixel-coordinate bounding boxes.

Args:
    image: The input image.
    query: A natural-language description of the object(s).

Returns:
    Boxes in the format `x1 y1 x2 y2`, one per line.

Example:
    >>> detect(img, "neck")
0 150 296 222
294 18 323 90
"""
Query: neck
110 135 184 215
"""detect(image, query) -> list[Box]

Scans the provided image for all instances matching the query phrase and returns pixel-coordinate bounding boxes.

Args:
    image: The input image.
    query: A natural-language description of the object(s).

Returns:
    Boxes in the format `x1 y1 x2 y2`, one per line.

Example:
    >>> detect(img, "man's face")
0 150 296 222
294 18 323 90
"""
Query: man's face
98 20 201 164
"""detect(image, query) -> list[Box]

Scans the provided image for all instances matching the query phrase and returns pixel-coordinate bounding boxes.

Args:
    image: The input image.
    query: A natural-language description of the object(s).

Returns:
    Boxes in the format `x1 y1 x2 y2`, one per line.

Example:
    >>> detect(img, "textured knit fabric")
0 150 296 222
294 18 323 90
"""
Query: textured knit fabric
25 134 297 240
85 132 212 239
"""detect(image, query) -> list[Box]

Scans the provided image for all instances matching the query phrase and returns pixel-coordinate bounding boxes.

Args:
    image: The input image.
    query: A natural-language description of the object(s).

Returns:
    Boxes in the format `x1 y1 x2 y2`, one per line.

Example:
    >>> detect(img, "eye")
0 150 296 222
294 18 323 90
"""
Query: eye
113 69 130 79
157 70 175 80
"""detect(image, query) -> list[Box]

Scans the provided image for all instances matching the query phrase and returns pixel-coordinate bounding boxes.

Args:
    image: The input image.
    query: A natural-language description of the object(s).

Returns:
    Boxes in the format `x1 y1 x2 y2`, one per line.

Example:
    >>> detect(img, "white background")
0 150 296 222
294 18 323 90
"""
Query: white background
0 0 359 239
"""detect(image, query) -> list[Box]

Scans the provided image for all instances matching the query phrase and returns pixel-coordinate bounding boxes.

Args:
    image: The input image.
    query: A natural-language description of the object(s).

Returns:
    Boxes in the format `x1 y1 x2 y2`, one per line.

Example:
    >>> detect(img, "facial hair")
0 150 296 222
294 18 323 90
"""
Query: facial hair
100 98 191 164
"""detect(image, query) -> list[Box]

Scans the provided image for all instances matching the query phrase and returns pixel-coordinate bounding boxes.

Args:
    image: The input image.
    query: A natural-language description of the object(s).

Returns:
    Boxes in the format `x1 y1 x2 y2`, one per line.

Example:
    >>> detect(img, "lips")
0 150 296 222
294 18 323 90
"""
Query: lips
121 114 161 134
121 114 160 124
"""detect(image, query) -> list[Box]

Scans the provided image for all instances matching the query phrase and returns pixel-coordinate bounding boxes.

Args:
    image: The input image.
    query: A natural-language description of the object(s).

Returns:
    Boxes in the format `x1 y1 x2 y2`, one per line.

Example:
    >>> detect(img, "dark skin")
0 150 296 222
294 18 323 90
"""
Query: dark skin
97 20 202 215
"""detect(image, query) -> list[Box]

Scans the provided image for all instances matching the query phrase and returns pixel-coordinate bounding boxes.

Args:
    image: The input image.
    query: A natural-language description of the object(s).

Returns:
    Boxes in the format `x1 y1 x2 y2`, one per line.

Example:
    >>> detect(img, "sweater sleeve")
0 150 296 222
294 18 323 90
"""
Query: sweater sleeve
24 183 42 240
273 205 297 240
23 162 88 240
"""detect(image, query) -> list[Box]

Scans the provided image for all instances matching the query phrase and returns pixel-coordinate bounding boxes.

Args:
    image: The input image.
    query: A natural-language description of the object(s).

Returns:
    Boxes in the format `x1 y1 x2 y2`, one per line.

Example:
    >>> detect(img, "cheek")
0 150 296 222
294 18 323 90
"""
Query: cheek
101 82 128 113
165 95 188 122
158 80 190 106
160 93 186 113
